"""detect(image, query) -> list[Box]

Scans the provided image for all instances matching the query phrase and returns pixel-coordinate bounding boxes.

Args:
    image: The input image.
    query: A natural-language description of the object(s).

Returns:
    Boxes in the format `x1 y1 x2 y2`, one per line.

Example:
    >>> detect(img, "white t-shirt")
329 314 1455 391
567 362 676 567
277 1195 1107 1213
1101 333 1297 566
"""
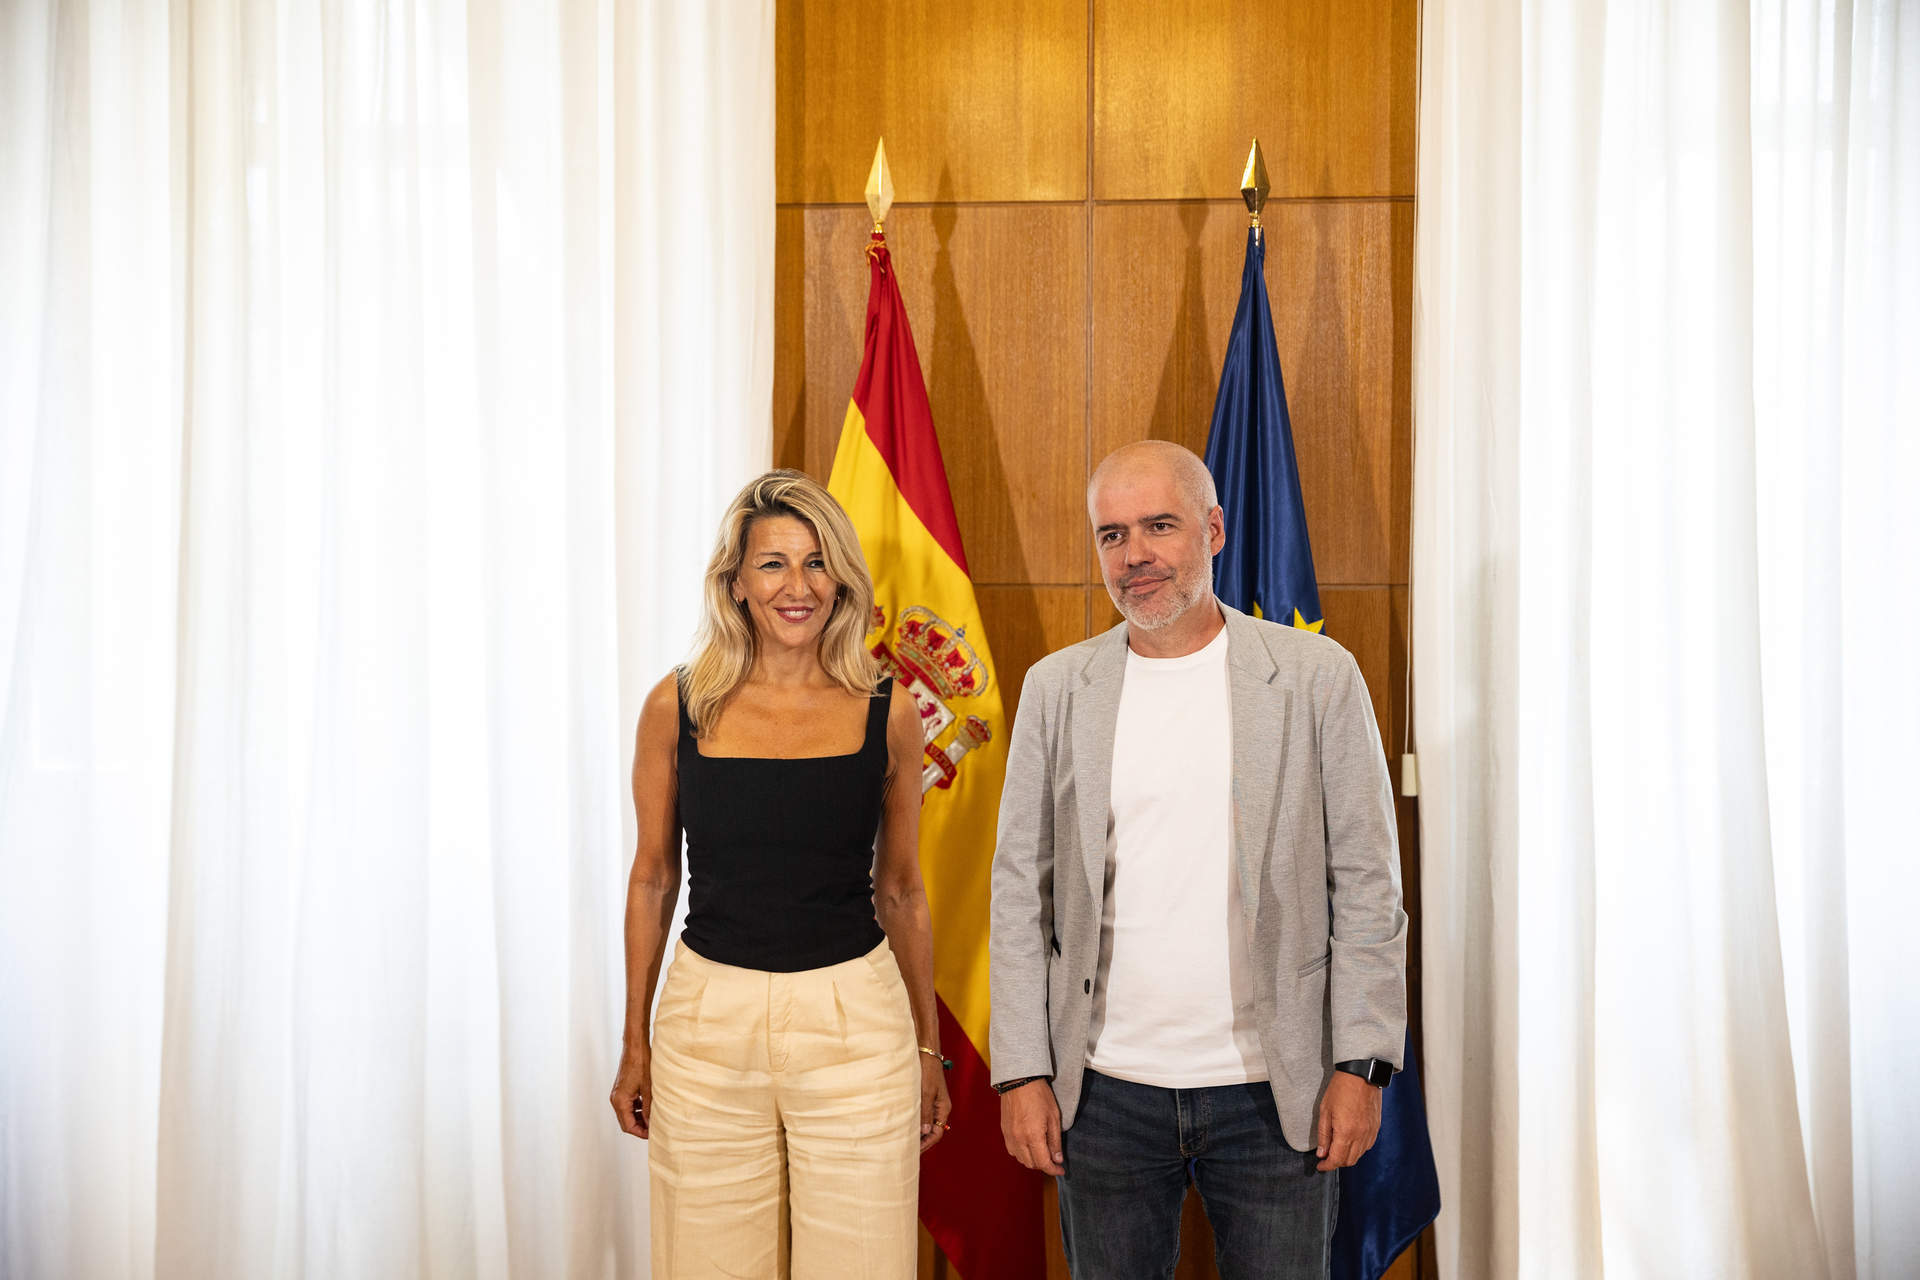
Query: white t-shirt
1084 624 1267 1087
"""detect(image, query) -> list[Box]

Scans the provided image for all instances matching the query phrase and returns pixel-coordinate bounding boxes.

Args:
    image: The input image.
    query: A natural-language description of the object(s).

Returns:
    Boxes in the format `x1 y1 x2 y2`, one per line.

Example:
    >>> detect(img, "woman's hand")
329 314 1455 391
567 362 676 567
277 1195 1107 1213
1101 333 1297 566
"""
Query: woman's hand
610 1047 653 1139
919 1053 952 1153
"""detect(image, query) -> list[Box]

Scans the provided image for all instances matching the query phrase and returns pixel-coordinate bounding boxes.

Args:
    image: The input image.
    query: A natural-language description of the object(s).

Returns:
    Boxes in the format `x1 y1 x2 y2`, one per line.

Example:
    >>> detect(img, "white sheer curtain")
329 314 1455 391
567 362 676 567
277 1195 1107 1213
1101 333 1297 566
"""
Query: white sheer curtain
0 2 772 1276
1413 1 1917 1277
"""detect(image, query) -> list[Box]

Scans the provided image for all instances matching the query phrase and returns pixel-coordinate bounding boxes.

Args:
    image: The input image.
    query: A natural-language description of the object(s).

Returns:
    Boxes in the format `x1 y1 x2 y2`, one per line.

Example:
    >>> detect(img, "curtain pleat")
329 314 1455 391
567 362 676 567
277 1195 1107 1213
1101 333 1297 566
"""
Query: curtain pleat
0 3 773 1277
1414 1 1919 1276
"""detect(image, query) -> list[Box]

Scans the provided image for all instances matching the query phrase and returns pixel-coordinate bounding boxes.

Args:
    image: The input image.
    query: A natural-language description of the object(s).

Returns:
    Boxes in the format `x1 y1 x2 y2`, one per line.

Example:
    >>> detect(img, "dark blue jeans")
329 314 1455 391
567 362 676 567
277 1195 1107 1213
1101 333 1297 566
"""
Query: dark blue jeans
1057 1069 1337 1280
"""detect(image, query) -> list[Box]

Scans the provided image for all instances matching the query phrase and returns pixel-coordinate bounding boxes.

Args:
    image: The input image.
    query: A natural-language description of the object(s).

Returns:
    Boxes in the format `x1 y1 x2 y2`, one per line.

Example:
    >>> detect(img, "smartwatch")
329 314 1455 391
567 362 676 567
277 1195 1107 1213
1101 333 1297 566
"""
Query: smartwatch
1334 1058 1396 1088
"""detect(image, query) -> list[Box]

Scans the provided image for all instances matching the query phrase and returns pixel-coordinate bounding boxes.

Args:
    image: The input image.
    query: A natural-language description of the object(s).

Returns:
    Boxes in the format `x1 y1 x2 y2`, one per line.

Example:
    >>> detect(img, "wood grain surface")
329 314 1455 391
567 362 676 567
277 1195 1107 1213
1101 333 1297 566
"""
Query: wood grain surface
777 0 1089 203
1093 0 1417 199
1320 586 1395 750
976 586 1089 721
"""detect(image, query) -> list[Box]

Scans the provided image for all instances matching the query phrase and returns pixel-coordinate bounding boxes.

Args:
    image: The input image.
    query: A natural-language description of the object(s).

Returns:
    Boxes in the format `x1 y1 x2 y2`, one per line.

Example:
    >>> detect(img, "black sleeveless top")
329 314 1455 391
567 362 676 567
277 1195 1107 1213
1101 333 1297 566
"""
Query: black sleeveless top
676 678 892 971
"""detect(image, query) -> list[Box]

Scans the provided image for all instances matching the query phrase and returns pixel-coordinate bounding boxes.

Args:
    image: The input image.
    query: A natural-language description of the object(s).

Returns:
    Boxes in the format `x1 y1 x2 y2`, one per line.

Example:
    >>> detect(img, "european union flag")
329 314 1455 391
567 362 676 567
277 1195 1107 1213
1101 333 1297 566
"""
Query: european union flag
1203 226 1442 1280
1203 227 1323 632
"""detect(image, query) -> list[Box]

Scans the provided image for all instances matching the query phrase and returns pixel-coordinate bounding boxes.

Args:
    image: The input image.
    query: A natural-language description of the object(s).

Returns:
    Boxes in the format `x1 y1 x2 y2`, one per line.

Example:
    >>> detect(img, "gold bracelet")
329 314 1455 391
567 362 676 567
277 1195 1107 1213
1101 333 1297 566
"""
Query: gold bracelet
919 1045 952 1070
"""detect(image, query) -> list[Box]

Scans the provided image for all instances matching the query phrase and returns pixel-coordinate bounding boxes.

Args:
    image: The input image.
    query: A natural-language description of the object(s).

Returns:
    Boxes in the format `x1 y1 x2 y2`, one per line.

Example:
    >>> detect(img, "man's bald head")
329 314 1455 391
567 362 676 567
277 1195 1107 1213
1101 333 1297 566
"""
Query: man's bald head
1087 440 1218 522
1087 441 1225 634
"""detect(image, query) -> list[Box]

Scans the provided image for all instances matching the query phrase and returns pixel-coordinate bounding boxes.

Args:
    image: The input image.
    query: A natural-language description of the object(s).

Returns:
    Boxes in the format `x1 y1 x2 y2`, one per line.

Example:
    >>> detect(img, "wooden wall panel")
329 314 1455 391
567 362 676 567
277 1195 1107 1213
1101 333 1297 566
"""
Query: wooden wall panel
1391 206 1415 583
1093 0 1418 199
1090 200 1409 585
776 0 1088 203
772 207 813 473
773 204 1089 586
778 0 1423 1274
976 586 1088 721
1320 587 1394 748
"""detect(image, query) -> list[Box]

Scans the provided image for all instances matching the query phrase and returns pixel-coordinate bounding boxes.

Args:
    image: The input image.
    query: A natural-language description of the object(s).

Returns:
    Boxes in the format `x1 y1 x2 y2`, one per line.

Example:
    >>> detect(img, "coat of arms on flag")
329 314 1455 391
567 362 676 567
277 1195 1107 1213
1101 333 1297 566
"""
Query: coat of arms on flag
867 604 993 793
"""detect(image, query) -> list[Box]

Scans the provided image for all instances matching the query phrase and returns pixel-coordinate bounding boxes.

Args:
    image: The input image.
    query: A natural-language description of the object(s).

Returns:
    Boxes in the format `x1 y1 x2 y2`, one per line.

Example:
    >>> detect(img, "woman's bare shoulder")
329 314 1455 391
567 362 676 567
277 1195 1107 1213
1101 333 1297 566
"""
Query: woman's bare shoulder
885 679 922 757
637 671 682 741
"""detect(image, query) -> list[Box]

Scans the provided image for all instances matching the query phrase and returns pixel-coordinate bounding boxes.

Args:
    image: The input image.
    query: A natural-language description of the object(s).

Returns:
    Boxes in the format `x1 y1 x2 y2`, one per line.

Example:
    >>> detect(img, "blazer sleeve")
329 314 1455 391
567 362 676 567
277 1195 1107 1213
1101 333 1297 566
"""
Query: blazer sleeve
988 669 1058 1085
1320 648 1409 1067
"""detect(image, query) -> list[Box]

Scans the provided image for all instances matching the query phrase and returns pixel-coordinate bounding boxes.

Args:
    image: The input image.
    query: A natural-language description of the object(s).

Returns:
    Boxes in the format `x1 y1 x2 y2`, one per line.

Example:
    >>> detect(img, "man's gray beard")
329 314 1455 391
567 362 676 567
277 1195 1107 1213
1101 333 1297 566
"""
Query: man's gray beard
1112 568 1208 631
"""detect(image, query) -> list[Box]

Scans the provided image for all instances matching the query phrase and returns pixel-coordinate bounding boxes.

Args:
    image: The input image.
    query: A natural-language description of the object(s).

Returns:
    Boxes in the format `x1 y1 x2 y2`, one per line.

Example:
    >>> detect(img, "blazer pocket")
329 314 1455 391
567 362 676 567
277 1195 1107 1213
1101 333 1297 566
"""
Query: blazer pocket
1296 951 1331 978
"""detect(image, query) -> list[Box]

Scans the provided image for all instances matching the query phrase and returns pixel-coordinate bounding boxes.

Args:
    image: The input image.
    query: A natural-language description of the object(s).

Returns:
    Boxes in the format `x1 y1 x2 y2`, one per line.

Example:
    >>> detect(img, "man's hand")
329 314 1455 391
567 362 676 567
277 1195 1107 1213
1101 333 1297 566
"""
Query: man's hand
1315 1071 1382 1170
1000 1079 1064 1175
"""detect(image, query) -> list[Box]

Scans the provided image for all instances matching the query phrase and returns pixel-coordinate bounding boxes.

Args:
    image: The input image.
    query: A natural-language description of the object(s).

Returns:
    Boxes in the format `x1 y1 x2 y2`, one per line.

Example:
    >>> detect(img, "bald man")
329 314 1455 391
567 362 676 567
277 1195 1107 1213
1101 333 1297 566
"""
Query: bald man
988 442 1407 1279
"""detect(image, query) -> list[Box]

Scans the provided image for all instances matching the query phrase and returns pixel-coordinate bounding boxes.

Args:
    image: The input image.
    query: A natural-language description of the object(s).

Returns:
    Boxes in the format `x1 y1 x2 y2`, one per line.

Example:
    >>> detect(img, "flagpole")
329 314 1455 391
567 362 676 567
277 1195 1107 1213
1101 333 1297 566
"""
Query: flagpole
832 132 1048 1280
1241 138 1270 246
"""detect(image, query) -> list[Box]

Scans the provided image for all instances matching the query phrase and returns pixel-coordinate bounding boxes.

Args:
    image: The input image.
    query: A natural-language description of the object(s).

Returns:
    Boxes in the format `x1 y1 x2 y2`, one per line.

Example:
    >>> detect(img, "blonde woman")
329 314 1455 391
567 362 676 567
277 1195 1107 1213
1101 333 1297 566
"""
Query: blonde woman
610 470 951 1278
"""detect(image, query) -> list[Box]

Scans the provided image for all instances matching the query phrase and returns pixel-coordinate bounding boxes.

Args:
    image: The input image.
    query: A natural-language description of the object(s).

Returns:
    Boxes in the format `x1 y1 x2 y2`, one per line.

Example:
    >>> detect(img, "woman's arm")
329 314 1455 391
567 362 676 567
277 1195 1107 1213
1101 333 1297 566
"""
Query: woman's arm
871 681 951 1151
609 673 684 1139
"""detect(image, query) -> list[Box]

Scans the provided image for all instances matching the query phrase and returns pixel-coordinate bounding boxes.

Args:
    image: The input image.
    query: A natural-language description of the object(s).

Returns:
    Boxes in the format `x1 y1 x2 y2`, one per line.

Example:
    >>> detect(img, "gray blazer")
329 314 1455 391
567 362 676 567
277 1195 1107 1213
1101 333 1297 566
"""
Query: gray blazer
988 604 1407 1150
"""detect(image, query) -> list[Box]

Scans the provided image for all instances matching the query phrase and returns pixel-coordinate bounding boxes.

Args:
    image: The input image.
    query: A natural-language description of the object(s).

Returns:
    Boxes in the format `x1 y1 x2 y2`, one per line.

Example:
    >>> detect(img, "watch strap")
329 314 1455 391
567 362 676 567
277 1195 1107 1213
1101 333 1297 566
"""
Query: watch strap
1334 1058 1395 1088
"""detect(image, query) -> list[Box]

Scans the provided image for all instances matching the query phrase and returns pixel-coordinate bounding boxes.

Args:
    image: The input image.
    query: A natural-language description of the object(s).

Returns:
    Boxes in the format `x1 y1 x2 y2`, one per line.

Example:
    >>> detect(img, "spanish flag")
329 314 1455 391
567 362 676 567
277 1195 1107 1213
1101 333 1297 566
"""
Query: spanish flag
828 231 1046 1278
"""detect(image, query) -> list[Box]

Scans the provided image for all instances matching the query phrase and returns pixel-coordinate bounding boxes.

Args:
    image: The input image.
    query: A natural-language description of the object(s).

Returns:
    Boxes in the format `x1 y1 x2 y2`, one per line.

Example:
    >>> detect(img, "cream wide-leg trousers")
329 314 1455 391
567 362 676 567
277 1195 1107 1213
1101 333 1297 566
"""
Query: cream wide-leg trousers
648 938 921 1279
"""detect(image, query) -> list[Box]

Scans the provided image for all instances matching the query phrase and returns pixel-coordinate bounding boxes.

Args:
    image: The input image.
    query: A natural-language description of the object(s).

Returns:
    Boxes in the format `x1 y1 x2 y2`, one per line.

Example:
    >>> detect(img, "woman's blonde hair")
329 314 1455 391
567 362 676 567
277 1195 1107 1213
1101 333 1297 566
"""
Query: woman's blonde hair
680 469 880 735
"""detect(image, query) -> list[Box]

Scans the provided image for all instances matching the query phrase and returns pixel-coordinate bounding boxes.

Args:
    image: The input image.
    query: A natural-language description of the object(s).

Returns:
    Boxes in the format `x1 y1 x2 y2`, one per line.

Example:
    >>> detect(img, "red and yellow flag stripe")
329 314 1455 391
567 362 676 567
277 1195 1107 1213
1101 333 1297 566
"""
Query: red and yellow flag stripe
829 232 1045 1279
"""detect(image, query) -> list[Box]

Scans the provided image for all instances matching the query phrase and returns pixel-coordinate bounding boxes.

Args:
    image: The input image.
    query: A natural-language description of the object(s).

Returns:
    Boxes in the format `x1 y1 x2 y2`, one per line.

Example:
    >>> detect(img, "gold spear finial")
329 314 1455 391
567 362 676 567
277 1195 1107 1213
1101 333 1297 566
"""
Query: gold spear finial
865 138 895 233
1241 139 1271 240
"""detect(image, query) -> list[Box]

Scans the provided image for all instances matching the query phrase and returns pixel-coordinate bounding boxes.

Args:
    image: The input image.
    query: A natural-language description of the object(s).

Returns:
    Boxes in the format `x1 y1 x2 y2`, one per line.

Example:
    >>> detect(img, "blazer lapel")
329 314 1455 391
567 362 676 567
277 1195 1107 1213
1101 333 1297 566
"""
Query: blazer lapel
1069 625 1129 910
1225 607 1289 936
